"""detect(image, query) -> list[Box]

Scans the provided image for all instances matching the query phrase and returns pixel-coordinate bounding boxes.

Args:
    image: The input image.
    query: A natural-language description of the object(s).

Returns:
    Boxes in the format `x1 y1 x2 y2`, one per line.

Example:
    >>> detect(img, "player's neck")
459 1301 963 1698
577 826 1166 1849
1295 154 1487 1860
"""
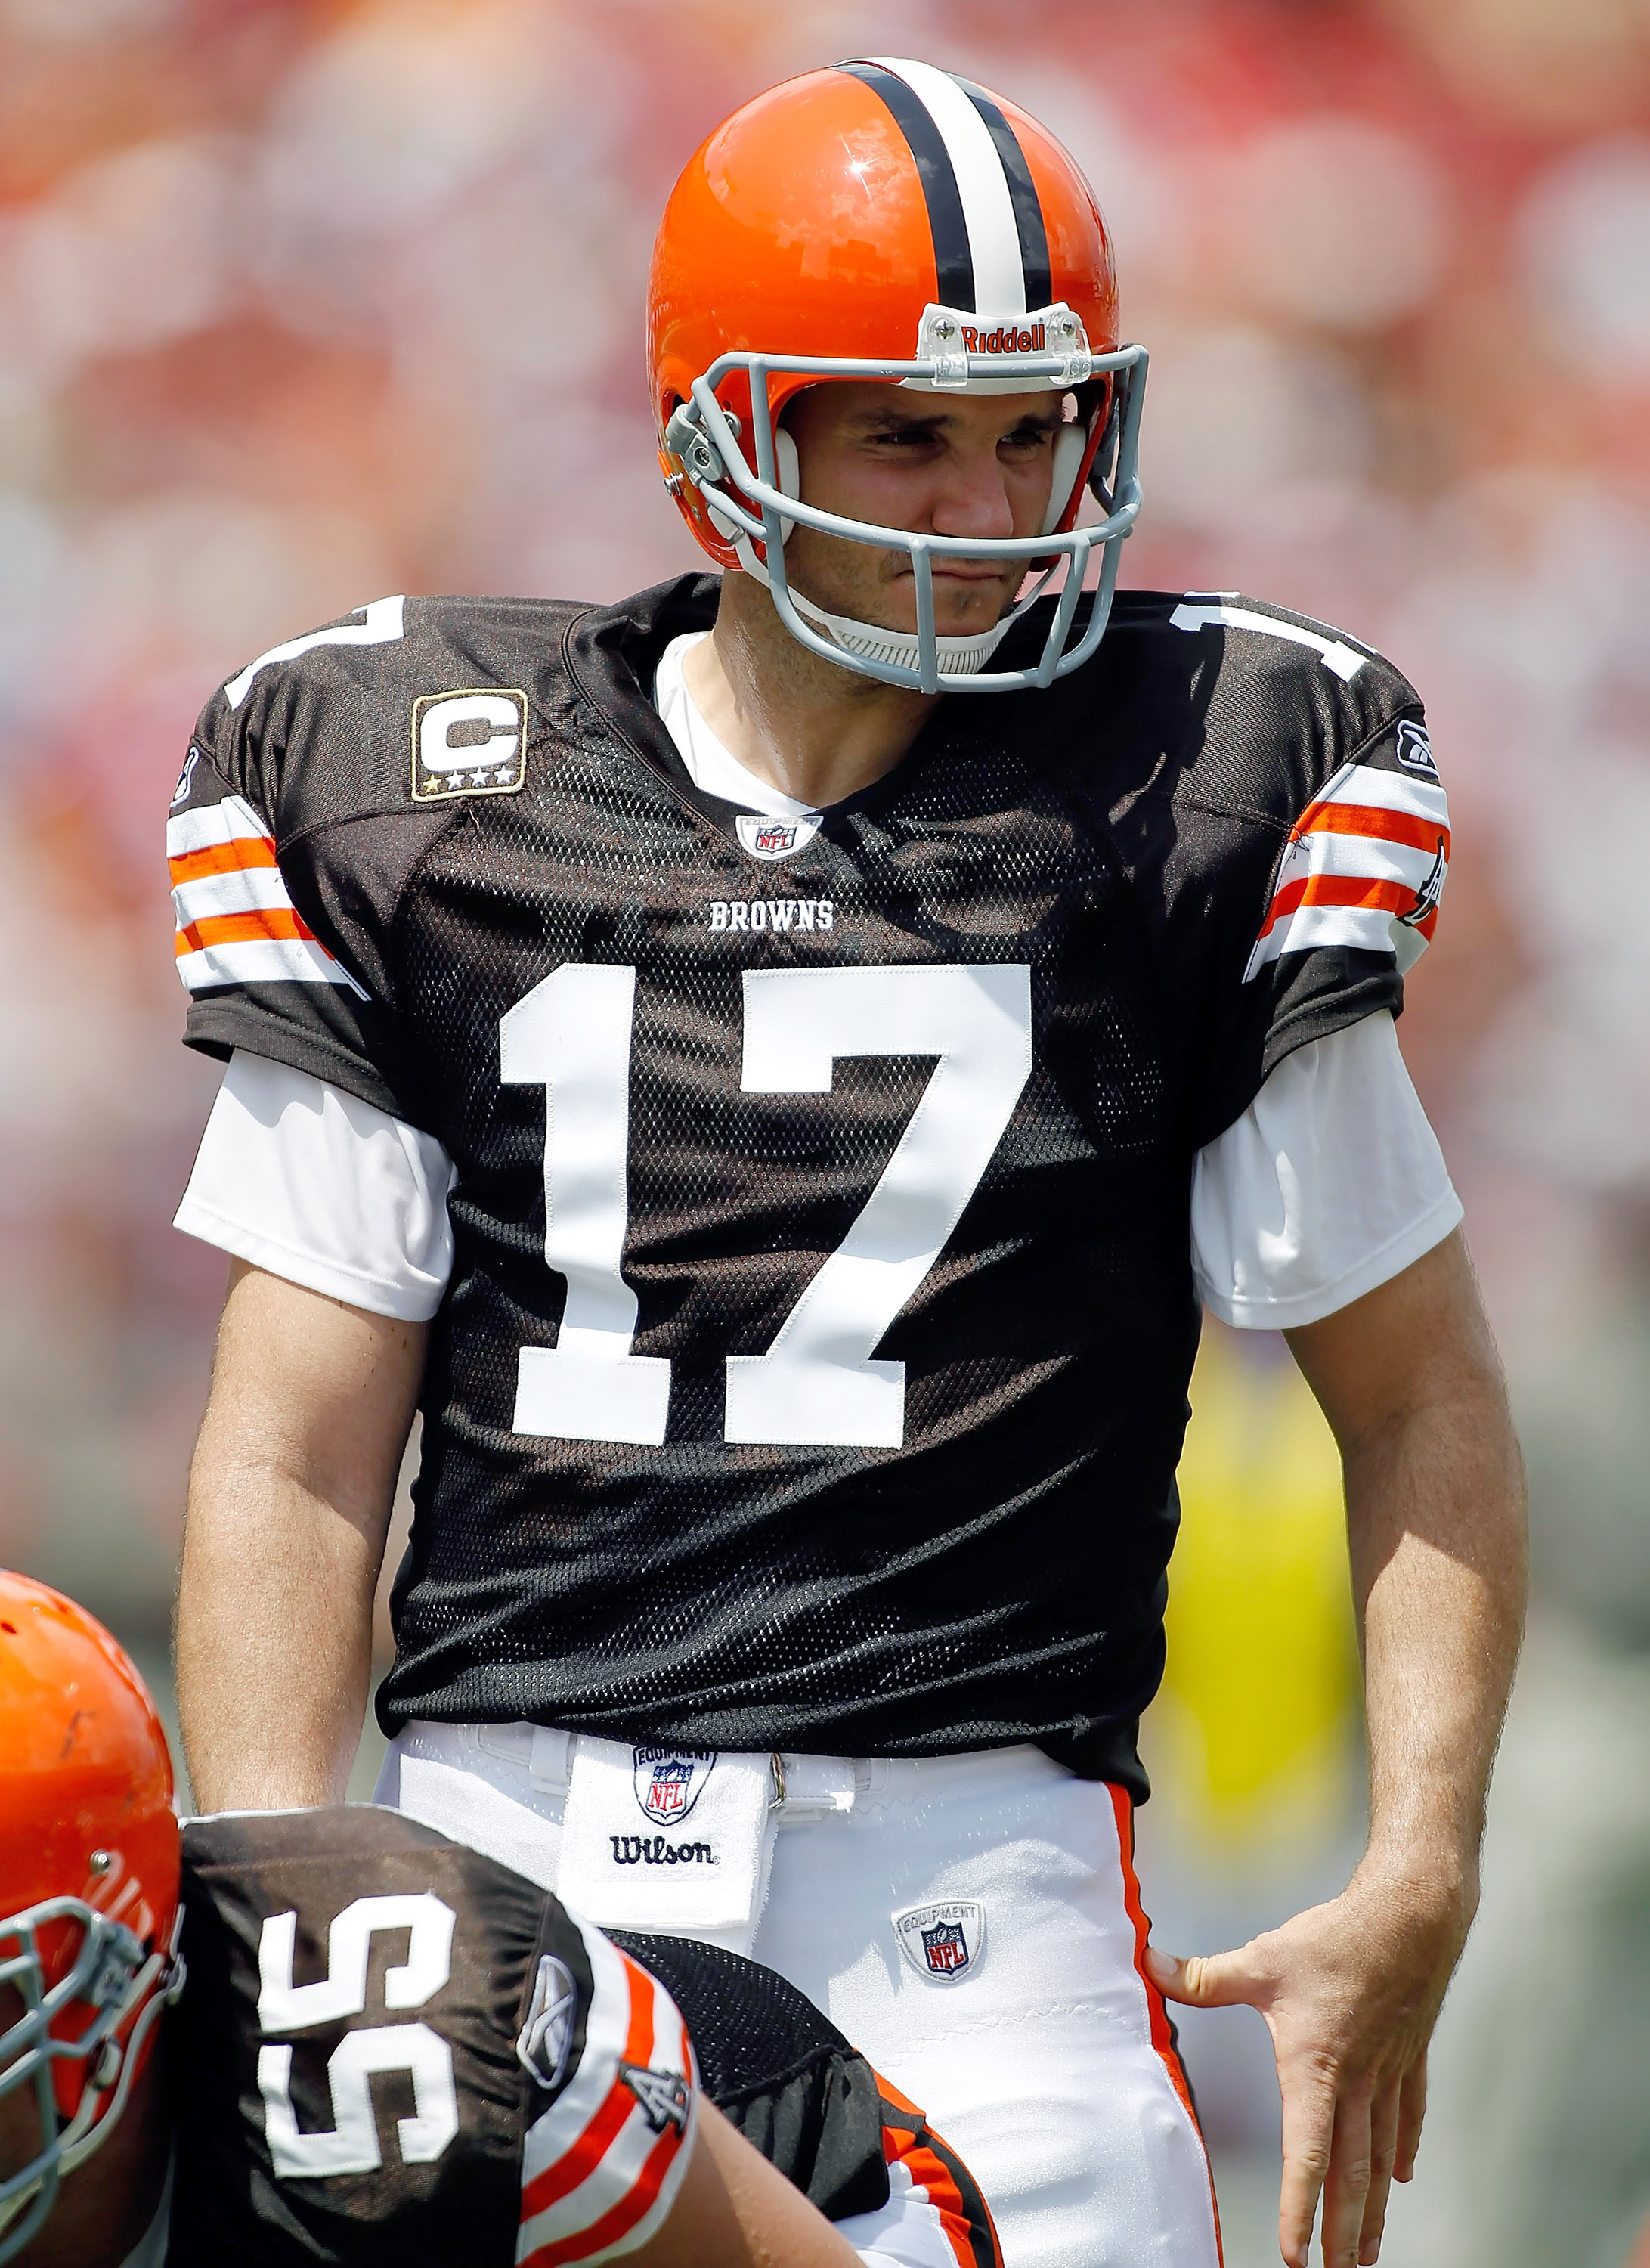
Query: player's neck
694 572 942 809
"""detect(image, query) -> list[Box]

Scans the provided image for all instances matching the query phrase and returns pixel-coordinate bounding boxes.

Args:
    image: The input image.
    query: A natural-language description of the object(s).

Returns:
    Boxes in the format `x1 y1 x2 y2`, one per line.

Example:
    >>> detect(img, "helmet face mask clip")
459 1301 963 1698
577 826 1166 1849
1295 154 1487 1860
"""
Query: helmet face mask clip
911 301 1097 393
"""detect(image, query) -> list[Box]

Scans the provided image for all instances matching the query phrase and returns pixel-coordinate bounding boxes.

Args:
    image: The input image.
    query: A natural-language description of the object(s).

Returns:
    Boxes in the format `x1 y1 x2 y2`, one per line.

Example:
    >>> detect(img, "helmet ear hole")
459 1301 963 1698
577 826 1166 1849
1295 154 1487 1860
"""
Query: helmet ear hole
775 427 800 546
1042 421 1091 537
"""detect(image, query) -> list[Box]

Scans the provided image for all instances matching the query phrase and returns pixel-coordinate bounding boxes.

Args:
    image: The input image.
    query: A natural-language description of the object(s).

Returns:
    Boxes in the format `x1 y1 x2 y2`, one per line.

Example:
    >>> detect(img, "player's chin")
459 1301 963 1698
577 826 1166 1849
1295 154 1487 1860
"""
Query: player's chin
936 575 1020 628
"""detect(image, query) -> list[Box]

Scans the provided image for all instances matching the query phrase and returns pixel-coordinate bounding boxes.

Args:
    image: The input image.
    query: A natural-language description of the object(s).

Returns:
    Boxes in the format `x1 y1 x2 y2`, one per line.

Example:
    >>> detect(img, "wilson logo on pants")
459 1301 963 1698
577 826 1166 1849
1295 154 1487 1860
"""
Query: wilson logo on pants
609 1836 714 1867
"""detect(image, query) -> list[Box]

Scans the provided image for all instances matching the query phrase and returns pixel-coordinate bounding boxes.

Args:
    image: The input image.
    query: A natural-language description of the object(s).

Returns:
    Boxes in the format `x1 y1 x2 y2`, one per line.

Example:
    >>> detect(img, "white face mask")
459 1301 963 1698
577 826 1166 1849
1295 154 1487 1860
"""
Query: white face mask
663 322 1148 696
732 538 1042 686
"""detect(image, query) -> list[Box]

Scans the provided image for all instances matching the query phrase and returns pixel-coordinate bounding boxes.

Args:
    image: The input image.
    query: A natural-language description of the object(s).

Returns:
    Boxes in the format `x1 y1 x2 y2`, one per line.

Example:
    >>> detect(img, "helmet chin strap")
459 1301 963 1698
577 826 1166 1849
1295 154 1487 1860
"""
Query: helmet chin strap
734 534 1048 677
721 424 1066 681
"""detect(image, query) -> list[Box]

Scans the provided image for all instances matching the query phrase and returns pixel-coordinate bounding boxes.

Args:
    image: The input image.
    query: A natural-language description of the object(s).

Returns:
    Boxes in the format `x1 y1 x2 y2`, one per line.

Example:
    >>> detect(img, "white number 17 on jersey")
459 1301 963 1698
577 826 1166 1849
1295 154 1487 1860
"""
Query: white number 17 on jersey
500 962 1032 1451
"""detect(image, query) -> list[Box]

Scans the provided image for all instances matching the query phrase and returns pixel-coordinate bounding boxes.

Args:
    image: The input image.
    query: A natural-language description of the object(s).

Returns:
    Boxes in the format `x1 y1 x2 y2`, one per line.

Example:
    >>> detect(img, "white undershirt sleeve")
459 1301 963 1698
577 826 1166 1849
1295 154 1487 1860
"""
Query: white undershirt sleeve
173 1052 457 1321
1191 1011 1463 1331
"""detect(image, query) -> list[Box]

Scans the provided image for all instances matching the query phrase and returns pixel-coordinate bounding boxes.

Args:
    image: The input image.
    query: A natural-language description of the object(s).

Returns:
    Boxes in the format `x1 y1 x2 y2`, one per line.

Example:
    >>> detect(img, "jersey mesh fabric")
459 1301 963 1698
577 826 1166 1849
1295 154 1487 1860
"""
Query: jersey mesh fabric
609 1930 888 2220
173 578 1433 1790
608 1929 1000 2263
386 671 1191 1784
178 1006 1459 1335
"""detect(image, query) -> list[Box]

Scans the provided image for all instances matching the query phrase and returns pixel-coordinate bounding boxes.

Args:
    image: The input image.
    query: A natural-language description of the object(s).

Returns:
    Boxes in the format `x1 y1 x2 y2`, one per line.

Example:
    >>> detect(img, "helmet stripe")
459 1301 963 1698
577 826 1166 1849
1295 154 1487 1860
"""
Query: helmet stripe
837 60 976 309
859 57 1029 314
957 81 1052 313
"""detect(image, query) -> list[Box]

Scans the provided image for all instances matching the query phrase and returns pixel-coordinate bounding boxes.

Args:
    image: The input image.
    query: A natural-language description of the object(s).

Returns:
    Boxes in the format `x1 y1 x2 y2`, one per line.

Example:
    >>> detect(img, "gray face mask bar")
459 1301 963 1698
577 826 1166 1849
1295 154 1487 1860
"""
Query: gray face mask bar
665 340 1147 695
0 1898 184 2264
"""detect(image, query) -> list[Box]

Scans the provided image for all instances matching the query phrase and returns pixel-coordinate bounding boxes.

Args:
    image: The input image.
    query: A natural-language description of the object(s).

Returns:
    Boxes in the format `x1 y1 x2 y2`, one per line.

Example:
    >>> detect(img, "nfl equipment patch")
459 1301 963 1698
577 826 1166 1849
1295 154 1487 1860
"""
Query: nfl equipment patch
411 686 528 801
633 1746 715 1826
892 1898 987 1983
735 812 822 861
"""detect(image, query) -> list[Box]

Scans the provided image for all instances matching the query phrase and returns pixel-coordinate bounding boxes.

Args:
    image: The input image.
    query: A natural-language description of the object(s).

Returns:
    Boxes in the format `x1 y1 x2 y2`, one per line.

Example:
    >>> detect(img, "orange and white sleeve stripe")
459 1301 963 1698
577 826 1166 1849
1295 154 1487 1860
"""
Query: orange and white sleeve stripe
871 2076 1004 2268
516 1927 697 2268
167 794 367 999
1243 758 1450 983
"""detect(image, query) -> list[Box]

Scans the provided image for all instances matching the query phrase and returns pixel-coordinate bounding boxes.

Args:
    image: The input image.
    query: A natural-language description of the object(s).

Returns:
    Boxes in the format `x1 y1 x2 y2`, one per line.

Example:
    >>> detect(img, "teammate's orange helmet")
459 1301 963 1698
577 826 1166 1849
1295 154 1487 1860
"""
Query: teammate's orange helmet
0 1575 182 2264
648 57 1147 693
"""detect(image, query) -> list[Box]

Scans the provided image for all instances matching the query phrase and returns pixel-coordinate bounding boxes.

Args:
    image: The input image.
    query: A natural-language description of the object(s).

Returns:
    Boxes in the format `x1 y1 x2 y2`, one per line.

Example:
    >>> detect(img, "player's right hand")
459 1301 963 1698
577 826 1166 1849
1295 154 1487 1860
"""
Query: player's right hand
1147 1855 1471 2268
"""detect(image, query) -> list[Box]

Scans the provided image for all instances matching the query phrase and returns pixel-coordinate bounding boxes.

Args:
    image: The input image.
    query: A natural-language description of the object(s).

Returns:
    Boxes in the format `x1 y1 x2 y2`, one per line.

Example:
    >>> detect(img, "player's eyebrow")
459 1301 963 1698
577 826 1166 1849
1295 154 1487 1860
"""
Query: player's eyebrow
1004 404 1066 437
849 403 1066 440
847 407 949 438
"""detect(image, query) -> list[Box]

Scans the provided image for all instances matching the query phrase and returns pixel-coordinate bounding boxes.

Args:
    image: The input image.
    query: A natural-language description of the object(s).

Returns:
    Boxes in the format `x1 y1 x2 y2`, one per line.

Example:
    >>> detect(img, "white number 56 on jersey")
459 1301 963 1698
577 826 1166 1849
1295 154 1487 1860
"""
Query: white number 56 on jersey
500 962 1032 1452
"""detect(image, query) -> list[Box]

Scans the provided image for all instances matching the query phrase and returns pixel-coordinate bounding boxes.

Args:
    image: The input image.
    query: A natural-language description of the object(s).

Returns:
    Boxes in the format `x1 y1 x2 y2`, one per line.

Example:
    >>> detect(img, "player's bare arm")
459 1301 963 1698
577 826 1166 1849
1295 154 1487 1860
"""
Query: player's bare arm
176 1259 426 1810
1150 1228 1526 2268
650 2102 865 2268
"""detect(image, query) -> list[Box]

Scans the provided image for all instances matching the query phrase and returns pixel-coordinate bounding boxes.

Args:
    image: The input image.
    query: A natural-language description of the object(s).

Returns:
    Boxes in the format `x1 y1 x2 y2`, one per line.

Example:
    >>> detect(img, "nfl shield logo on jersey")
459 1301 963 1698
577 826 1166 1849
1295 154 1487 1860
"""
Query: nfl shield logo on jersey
633 1746 715 1825
922 1920 968 1972
892 1898 987 1984
735 812 822 861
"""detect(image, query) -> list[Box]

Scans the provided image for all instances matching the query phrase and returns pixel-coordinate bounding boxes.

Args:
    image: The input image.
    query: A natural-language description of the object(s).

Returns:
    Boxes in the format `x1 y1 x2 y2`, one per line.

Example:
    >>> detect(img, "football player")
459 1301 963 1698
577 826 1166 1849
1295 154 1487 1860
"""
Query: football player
0 1572 999 2268
167 56 1526 2268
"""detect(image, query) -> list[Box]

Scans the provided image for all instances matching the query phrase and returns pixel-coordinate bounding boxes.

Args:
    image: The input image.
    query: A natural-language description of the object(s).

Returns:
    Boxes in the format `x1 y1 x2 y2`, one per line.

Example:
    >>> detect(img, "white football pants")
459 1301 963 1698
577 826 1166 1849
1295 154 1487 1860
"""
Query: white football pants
374 1727 1222 2268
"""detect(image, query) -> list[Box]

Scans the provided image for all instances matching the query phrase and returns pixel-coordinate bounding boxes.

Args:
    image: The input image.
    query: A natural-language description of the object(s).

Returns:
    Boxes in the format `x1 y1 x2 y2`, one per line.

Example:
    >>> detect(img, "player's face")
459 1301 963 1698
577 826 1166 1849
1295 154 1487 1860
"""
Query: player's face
0 1978 157 2268
0 1981 37 2168
0 1983 50 2264
780 382 1065 640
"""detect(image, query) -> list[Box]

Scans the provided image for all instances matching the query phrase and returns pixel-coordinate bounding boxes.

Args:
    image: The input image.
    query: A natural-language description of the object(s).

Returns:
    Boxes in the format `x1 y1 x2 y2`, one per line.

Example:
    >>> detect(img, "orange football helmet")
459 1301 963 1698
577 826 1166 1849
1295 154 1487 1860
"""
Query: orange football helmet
649 56 1147 692
0 1575 182 2263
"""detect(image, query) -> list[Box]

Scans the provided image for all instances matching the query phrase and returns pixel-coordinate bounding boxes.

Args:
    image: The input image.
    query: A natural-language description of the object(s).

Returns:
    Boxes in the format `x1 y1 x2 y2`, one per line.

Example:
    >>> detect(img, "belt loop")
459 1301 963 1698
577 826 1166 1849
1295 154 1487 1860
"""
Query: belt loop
529 1726 573 1792
773 1753 856 1817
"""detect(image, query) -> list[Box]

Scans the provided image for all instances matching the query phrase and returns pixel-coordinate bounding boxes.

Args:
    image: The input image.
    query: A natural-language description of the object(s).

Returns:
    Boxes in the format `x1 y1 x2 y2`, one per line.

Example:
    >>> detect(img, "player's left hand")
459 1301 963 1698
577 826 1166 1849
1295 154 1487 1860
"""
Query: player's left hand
1145 1856 1473 2268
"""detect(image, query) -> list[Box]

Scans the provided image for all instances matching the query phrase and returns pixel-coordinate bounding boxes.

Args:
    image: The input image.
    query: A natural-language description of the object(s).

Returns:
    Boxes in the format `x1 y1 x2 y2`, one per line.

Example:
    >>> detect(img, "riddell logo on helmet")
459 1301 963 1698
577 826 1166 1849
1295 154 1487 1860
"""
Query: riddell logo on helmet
960 321 1048 355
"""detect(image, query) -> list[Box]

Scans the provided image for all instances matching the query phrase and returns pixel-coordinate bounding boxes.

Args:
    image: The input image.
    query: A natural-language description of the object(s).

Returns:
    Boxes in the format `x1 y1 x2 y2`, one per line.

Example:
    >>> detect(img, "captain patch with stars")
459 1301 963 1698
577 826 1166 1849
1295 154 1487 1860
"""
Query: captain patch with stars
411 686 528 801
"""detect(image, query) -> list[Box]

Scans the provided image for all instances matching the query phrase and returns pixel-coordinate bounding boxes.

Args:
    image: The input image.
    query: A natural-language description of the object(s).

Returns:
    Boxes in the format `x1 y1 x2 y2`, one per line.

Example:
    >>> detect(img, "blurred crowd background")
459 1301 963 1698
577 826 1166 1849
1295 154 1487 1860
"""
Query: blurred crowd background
2 0 1648 2259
